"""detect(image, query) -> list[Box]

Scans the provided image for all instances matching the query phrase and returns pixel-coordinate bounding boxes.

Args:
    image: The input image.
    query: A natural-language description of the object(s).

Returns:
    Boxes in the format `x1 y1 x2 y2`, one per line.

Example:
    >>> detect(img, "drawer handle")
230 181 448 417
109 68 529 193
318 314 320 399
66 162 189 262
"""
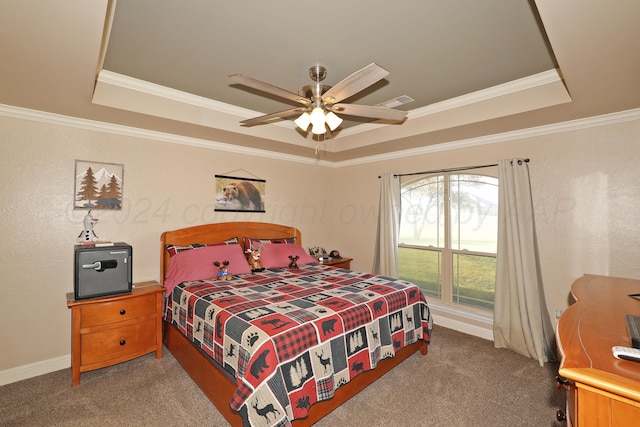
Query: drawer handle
120 340 126 346
120 309 126 315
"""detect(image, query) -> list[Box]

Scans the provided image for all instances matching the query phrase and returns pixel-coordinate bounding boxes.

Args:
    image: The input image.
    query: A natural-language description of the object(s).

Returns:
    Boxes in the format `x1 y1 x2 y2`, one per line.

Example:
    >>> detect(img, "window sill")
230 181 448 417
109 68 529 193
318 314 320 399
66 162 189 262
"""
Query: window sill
427 301 494 341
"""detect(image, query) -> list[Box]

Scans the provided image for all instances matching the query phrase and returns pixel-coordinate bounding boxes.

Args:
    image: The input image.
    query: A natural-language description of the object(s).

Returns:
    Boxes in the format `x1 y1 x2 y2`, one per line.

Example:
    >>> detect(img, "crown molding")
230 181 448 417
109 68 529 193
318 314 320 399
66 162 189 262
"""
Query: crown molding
92 68 570 153
334 107 640 167
93 70 308 147
413 69 564 117
1 103 638 169
0 103 332 166
96 69 261 119
331 69 571 152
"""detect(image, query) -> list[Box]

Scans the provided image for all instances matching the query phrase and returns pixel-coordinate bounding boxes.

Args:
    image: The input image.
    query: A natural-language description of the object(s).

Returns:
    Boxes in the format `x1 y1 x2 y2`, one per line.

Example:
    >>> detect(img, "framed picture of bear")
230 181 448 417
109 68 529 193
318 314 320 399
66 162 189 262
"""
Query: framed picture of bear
214 175 265 212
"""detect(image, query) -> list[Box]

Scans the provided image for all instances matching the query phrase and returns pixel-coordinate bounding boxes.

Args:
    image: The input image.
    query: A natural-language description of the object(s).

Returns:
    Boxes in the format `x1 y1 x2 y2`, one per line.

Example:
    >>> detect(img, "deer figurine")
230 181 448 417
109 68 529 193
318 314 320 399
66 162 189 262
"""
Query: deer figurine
246 247 264 272
214 260 232 280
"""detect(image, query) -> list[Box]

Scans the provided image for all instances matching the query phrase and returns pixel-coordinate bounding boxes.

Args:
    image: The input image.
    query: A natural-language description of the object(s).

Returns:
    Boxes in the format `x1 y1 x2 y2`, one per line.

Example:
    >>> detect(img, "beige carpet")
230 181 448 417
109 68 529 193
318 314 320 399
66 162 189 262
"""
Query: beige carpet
0 326 565 426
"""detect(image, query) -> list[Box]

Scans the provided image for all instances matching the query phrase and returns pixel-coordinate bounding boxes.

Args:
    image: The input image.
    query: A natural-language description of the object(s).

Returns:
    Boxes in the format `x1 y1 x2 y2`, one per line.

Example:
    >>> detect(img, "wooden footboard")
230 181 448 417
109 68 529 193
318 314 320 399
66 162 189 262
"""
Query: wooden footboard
164 321 427 426
164 322 240 424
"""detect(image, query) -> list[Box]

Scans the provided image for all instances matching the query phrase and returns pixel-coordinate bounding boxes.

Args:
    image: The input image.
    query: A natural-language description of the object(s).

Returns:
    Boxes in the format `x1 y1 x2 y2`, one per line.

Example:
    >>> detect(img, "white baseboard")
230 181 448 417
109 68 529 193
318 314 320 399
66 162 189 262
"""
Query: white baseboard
0 306 492 386
0 354 70 386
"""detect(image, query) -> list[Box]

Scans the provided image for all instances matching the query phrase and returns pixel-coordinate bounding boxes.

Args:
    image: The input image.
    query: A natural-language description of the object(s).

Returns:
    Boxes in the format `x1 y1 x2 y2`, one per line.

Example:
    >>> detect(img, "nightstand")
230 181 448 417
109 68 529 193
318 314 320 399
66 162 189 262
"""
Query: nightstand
66 281 164 386
316 257 353 269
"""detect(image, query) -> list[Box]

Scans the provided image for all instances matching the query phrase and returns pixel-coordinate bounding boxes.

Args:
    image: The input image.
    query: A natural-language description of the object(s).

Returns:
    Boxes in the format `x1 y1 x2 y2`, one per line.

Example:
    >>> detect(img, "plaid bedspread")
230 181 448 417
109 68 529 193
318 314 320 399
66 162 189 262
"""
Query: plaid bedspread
166 264 432 426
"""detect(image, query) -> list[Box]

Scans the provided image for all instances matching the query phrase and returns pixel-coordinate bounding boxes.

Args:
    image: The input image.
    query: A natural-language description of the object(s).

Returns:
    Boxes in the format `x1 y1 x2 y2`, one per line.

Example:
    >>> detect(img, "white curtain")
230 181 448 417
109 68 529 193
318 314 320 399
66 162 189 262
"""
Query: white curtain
493 159 556 366
372 173 401 277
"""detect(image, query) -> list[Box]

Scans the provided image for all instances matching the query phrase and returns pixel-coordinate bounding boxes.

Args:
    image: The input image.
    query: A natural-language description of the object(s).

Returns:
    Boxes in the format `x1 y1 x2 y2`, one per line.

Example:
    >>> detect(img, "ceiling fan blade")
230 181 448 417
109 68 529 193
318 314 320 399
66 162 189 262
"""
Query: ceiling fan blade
321 63 389 105
332 103 407 122
229 74 311 106
240 107 307 126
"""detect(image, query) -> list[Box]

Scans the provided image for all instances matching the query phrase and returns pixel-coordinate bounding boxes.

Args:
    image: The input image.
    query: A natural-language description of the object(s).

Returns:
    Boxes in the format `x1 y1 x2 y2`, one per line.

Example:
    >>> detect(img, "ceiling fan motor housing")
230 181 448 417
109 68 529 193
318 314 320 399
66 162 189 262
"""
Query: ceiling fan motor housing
309 65 327 82
299 65 330 103
298 84 331 101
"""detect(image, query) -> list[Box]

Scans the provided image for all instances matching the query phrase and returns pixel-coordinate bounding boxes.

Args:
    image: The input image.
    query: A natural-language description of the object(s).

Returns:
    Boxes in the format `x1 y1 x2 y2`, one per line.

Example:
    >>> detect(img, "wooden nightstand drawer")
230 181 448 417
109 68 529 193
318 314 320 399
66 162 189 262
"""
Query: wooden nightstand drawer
67 282 164 386
80 293 156 328
316 257 353 269
81 318 156 366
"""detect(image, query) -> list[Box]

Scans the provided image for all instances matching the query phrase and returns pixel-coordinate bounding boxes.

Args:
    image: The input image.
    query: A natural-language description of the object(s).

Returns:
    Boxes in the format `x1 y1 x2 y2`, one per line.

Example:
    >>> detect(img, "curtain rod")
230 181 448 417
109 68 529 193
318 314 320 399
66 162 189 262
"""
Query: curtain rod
378 158 529 178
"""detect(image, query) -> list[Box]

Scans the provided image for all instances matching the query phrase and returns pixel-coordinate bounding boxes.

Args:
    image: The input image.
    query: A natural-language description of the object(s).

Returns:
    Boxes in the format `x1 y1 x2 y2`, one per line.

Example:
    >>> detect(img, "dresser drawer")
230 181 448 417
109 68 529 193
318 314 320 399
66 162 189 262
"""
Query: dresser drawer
80 293 156 327
81 318 156 365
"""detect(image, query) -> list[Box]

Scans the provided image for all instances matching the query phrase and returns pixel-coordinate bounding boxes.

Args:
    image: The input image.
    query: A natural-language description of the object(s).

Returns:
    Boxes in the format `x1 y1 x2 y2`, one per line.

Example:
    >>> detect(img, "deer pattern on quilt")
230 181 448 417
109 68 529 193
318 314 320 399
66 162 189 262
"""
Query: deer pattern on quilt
168 264 432 426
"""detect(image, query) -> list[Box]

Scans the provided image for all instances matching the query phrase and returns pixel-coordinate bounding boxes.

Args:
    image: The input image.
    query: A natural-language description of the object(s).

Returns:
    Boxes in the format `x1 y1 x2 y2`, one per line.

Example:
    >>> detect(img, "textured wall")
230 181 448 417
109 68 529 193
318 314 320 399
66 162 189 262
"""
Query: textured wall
2 112 639 377
330 119 640 328
0 116 334 371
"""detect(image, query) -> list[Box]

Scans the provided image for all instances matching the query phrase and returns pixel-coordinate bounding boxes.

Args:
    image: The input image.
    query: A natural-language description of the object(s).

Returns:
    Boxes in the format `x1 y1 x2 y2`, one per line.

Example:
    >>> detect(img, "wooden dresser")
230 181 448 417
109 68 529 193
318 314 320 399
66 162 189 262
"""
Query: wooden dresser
556 274 640 426
66 281 164 386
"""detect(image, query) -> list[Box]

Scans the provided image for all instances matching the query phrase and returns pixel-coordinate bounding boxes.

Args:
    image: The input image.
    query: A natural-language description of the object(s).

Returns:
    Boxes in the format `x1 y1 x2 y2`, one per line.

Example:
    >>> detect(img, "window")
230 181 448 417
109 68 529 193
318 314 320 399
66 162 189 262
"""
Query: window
398 173 498 311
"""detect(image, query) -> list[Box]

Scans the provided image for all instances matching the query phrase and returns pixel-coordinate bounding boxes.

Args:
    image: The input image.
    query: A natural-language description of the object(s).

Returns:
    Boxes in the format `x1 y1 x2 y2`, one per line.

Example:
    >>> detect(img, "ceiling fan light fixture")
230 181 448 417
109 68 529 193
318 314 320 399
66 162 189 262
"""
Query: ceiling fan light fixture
311 122 326 135
309 107 326 127
325 111 343 131
294 112 311 131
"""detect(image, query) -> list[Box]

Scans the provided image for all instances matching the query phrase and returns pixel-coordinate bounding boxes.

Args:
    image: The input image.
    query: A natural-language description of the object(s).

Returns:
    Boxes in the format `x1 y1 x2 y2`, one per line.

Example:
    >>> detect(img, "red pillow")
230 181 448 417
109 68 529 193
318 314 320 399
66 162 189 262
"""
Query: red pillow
260 244 317 269
164 244 251 293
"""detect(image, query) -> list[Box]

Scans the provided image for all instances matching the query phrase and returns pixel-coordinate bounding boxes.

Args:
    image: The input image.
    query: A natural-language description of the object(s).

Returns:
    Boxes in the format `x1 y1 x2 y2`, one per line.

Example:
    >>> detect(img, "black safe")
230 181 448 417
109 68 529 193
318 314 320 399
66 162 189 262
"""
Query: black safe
74 243 132 300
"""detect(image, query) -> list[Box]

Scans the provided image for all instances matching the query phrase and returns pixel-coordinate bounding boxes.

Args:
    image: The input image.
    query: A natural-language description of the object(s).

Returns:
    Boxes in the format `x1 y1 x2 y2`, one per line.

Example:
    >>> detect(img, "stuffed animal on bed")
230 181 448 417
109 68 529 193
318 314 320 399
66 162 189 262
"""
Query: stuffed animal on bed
288 255 300 269
246 248 264 272
214 260 232 280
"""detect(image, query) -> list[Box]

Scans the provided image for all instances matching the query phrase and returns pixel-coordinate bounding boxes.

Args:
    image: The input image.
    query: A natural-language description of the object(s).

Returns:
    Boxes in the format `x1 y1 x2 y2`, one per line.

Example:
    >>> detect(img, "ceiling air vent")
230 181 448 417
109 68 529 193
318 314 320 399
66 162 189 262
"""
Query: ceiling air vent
375 95 415 109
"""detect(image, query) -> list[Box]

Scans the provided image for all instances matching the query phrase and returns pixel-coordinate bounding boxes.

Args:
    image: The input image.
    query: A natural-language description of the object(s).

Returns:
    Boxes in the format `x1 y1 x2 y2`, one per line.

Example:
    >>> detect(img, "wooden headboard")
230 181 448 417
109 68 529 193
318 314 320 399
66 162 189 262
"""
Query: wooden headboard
159 222 302 282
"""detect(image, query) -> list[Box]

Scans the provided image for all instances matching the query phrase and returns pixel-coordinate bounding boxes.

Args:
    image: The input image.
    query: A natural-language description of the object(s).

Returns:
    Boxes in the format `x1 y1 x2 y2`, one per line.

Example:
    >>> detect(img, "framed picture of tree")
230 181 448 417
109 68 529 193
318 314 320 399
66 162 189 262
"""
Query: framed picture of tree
74 160 124 210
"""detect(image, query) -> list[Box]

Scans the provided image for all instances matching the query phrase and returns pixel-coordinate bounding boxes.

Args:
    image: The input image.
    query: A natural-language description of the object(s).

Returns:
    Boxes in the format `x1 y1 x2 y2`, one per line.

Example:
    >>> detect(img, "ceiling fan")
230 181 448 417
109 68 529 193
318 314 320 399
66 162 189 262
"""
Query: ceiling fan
229 63 408 135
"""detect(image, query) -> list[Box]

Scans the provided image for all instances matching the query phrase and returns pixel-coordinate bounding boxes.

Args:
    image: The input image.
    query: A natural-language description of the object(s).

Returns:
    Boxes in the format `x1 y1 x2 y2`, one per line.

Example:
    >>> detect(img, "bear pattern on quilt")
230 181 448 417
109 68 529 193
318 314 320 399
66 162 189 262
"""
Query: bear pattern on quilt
169 264 432 426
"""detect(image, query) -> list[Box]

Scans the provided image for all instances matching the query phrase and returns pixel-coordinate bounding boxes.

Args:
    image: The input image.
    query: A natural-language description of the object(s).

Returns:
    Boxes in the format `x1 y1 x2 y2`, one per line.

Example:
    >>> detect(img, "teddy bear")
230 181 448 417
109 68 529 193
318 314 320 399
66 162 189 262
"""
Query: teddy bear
288 255 300 269
214 260 233 280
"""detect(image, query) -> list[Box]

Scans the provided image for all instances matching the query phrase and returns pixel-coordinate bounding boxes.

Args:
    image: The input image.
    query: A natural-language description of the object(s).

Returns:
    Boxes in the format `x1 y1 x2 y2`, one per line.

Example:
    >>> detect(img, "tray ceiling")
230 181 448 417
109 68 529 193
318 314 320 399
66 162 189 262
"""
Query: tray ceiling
1 0 639 162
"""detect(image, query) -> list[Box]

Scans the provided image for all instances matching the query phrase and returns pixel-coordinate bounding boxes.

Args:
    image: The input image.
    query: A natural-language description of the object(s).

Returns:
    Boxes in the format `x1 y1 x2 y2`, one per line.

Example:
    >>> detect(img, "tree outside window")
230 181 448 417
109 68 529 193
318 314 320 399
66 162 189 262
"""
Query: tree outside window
398 173 498 311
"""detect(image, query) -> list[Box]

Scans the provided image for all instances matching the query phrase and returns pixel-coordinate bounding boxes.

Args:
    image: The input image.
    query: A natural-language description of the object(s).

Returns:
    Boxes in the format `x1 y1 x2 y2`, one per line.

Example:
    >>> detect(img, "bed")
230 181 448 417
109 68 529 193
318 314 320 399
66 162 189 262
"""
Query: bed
160 222 431 426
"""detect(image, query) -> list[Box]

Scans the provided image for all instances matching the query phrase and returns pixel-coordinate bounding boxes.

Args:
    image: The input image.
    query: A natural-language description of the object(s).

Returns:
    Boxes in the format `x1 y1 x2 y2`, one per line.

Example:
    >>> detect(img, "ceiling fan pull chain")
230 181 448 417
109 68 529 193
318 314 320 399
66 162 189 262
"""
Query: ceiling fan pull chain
315 132 325 155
